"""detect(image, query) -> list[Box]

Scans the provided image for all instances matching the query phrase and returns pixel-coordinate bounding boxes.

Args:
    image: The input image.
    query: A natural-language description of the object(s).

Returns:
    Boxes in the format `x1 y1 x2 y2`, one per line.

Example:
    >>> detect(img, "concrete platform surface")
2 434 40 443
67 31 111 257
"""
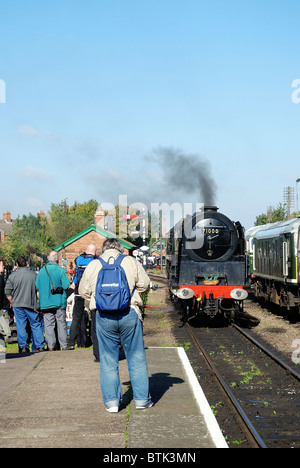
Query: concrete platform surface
0 346 227 449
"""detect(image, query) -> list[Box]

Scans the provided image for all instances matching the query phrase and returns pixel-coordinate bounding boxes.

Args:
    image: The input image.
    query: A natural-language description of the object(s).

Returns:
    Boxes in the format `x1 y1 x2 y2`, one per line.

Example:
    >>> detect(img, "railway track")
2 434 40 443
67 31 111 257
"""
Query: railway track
149 273 300 448
186 321 300 448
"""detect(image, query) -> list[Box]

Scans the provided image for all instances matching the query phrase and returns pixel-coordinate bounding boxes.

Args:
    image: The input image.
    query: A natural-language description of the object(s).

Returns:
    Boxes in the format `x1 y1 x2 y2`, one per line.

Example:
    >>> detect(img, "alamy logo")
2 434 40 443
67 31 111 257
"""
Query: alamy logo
0 79 6 104
291 79 300 103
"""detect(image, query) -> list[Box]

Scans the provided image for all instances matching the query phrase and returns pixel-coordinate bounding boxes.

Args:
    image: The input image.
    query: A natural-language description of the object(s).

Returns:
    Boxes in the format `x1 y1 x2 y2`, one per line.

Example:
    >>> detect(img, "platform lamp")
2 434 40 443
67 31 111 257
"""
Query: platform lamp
297 179 300 213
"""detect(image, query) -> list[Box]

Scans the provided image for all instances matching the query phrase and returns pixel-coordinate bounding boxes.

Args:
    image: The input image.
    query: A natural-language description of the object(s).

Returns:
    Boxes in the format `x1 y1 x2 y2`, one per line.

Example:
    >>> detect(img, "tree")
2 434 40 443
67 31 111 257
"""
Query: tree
48 199 98 245
271 203 286 222
1 213 55 266
254 213 269 226
255 203 287 226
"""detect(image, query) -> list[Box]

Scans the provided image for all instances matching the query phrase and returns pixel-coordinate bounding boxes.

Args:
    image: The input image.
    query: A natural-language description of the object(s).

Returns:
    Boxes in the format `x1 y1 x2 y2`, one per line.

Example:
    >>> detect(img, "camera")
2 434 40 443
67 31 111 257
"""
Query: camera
51 287 64 295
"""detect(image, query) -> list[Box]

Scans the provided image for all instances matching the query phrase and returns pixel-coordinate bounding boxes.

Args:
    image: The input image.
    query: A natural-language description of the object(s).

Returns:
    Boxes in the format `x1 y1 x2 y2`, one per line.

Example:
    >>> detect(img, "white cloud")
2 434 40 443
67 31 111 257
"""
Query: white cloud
18 124 38 136
18 166 52 181
107 170 123 180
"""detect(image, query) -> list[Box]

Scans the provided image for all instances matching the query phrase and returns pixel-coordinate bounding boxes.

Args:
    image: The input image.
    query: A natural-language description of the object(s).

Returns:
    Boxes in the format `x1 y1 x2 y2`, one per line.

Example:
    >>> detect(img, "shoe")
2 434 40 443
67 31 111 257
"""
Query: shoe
33 348 46 353
106 406 119 413
64 344 75 350
136 401 154 410
19 346 30 353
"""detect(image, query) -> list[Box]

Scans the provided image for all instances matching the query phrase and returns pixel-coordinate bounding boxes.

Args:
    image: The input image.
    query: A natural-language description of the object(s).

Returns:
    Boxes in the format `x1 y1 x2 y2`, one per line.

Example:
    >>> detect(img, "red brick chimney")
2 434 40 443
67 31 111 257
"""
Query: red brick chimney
94 205 105 228
3 211 12 223
37 210 46 218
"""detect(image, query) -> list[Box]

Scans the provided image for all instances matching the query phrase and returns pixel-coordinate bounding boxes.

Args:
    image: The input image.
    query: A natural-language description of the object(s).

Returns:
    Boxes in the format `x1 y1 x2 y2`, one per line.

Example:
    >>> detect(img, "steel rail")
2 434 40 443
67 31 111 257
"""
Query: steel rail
232 323 300 382
187 324 268 449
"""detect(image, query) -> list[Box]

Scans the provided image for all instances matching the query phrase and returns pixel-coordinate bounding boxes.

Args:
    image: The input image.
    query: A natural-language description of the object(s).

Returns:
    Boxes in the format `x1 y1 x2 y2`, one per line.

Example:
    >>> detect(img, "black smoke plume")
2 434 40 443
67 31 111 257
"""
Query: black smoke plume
151 146 217 206
86 145 217 208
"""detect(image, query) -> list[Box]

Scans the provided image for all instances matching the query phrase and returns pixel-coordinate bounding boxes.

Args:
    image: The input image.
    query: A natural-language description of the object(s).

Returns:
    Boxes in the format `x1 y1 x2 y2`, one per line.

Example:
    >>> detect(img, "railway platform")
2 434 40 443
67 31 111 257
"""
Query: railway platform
0 345 227 449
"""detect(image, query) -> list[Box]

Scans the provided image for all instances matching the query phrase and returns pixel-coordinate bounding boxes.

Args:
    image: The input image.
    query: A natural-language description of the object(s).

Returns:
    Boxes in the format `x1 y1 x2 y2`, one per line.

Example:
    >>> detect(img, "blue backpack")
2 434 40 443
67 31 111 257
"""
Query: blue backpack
95 255 134 312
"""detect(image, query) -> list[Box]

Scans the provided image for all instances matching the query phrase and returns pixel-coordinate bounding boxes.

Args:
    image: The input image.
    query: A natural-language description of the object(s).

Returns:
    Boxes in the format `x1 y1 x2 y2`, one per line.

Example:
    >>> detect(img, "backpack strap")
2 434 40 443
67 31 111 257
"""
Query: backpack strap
98 257 107 267
44 265 55 293
98 254 125 267
112 255 136 297
112 254 126 266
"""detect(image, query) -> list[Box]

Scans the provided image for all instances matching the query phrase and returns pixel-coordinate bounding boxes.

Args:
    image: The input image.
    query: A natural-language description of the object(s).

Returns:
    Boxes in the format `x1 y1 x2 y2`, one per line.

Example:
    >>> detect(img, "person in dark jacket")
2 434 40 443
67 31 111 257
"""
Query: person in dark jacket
0 257 11 356
0 258 13 325
68 244 98 351
5 256 45 353
0 257 5 310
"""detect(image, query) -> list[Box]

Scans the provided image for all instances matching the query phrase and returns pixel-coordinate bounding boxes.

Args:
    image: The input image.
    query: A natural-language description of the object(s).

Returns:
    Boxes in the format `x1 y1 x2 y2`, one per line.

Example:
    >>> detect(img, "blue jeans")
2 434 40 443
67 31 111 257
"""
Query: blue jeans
14 307 45 351
96 308 151 410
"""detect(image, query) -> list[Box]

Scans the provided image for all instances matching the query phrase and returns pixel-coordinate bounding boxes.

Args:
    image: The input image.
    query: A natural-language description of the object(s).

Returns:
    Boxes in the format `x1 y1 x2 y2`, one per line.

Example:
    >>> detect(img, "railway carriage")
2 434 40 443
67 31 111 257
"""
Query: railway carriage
249 217 300 312
166 206 249 323
245 224 273 276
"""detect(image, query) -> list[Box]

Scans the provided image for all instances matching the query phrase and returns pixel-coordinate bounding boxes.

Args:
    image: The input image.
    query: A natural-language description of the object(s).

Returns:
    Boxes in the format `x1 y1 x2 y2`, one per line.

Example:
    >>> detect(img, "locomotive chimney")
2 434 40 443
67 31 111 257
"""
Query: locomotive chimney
203 206 219 212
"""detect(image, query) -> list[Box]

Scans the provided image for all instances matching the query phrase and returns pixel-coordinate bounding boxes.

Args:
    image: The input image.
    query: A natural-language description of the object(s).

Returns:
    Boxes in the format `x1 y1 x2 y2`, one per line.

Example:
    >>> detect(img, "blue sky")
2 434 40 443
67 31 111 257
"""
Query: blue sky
0 0 300 229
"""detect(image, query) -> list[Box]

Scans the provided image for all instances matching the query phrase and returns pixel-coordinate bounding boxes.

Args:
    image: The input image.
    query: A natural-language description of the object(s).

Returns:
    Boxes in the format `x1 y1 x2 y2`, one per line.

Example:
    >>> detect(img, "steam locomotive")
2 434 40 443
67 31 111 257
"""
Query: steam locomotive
166 206 249 322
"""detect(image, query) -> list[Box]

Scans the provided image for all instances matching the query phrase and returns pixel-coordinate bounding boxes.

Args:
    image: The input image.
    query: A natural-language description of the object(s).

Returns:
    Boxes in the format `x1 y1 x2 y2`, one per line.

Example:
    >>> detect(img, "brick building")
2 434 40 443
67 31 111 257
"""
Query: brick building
54 206 135 280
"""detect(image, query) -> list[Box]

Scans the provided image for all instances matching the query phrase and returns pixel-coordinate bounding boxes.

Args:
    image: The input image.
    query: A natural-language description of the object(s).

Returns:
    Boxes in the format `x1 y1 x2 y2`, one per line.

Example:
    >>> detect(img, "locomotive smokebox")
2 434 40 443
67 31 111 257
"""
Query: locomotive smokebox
183 206 239 263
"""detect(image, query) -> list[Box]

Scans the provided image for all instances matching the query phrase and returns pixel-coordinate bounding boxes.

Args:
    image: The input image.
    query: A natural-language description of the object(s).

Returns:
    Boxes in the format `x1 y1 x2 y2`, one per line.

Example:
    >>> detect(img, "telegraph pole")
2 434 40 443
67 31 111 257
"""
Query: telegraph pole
267 206 274 221
283 186 295 219
142 208 146 267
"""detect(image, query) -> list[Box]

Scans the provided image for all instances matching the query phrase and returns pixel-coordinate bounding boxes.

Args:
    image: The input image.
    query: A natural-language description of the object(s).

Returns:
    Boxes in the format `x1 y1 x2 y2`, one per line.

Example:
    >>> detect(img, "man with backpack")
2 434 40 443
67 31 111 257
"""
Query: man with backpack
78 238 153 413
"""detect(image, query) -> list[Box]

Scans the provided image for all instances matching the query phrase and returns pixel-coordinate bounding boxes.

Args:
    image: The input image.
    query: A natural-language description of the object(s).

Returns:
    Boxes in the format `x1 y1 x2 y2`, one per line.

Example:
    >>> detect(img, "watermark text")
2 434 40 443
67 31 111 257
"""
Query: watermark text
0 79 6 104
101 195 206 248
